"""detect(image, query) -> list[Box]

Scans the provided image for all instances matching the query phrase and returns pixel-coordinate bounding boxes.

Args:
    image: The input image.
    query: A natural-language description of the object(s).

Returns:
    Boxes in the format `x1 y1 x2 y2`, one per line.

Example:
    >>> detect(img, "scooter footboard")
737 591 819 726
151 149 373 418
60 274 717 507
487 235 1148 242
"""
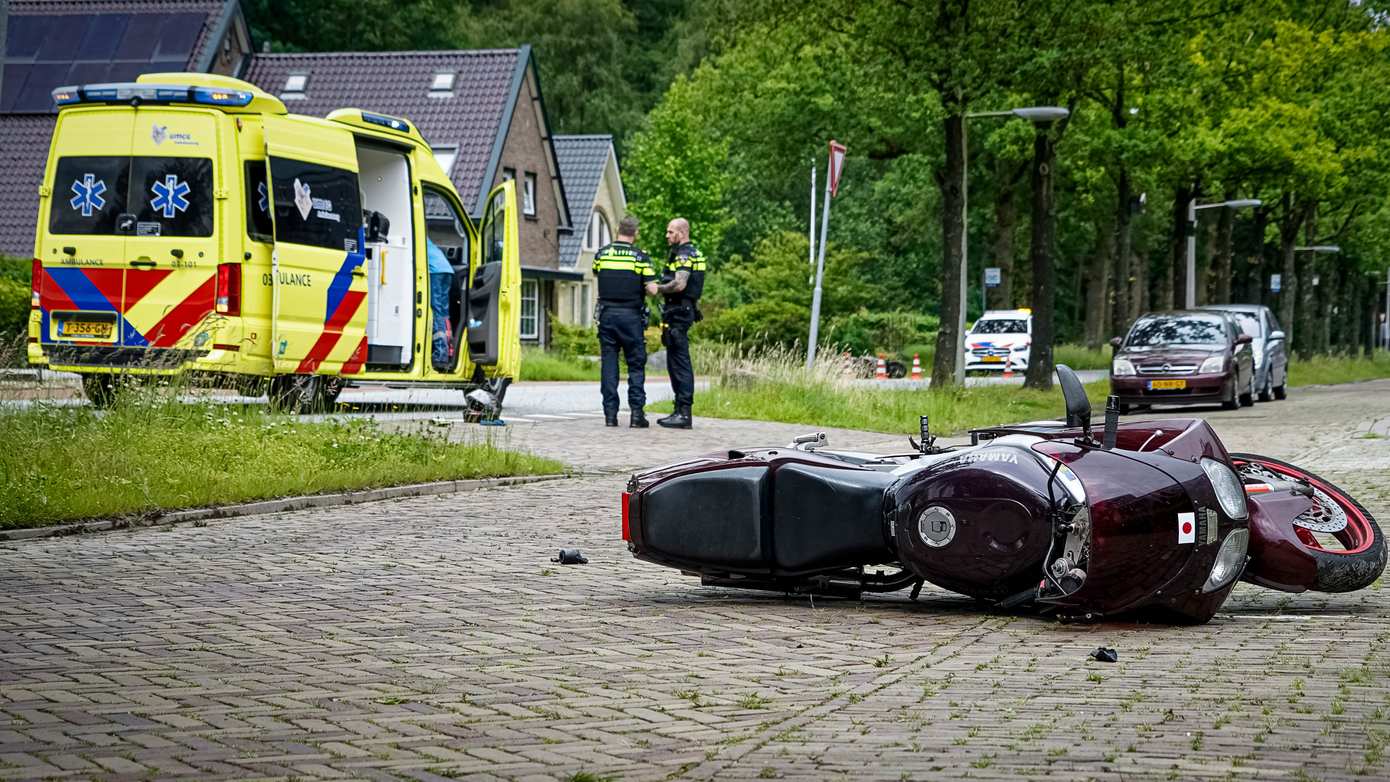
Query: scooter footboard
631 460 897 577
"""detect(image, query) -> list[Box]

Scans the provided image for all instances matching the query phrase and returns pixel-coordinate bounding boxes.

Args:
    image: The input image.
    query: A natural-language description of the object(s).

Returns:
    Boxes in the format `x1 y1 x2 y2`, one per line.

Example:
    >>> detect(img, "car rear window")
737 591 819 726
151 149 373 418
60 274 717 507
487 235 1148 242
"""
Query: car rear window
269 157 362 252
49 155 214 237
1126 315 1227 347
973 319 1028 334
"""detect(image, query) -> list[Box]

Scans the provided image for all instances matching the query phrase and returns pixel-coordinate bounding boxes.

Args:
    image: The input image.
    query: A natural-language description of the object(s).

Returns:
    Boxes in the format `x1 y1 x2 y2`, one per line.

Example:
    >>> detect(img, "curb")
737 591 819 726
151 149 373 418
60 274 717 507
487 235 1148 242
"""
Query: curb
0 473 572 543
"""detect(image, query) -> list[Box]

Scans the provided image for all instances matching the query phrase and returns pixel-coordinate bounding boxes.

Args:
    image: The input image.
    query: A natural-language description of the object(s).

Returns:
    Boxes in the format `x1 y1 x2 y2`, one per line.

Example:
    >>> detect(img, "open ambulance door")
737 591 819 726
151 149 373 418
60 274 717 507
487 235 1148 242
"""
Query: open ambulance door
262 115 368 375
467 179 520 376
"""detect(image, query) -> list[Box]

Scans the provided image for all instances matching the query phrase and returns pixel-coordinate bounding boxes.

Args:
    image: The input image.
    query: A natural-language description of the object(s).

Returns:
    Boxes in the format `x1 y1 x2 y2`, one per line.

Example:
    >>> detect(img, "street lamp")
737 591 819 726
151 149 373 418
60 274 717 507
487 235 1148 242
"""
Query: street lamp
1185 197 1261 309
955 105 1070 385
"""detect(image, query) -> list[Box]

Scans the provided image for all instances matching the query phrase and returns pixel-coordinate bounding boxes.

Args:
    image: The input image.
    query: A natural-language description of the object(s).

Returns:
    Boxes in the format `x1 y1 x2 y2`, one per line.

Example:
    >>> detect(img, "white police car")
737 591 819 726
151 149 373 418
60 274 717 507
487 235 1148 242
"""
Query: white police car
964 309 1032 371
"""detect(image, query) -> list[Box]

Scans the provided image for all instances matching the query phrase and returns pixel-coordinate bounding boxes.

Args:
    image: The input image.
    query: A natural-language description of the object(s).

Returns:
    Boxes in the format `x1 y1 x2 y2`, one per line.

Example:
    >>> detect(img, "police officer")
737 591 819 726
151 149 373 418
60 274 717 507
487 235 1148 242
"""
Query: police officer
655 217 705 429
594 215 658 427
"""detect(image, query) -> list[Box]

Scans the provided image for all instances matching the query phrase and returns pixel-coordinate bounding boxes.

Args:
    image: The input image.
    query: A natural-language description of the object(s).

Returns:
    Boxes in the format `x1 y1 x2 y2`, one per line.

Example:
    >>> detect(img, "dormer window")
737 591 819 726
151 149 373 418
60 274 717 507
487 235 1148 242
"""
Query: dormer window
282 73 308 99
430 71 455 97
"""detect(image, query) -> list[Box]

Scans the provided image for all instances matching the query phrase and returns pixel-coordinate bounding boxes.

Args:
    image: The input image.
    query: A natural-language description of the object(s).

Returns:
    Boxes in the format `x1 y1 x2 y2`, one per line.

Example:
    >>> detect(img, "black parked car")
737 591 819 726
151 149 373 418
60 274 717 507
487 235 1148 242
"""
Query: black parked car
1198 304 1289 401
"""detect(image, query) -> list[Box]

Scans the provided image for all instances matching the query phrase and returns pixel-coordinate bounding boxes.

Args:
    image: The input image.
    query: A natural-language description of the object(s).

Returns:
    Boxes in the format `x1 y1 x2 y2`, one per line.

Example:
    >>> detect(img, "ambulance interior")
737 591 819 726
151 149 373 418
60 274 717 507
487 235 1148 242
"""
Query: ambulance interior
422 190 470 370
356 144 417 370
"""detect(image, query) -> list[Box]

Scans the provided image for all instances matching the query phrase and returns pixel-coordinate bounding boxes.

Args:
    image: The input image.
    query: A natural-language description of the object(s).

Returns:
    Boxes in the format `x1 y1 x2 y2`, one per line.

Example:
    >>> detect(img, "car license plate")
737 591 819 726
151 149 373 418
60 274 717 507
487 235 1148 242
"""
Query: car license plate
1149 379 1187 391
57 316 115 341
983 355 1003 363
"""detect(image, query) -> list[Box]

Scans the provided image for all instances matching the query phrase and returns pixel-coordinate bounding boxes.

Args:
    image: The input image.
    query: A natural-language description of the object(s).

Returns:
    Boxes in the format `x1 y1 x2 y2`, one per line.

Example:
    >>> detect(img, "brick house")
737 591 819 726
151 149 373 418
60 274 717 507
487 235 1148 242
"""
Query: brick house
553 134 627 328
0 0 582 346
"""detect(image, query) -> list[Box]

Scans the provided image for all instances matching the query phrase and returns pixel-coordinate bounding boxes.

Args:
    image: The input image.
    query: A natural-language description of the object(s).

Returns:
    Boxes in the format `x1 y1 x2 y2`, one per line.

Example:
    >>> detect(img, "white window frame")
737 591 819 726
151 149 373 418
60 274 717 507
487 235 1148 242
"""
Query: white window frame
282 72 308 99
580 283 591 325
585 211 611 252
520 279 540 340
429 71 455 96
431 145 457 175
523 172 536 216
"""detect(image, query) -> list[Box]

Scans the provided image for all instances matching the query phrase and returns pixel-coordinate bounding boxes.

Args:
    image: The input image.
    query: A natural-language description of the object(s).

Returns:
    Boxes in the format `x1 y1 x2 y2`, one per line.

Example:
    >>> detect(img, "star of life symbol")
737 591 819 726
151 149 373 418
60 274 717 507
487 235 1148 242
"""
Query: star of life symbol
150 175 190 219
257 181 269 213
69 174 106 217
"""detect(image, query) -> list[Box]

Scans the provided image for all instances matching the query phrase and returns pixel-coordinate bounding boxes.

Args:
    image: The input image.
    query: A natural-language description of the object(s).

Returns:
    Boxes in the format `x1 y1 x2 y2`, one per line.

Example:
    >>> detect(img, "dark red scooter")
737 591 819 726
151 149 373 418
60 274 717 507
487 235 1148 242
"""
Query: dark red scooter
621 366 1384 624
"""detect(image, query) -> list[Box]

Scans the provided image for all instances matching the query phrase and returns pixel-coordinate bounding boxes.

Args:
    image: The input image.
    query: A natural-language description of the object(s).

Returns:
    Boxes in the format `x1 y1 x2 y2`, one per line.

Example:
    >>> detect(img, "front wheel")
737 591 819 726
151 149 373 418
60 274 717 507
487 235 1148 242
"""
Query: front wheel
81 373 121 408
1274 380 1288 400
1233 453 1386 593
1239 374 1255 407
267 374 328 414
1222 380 1240 410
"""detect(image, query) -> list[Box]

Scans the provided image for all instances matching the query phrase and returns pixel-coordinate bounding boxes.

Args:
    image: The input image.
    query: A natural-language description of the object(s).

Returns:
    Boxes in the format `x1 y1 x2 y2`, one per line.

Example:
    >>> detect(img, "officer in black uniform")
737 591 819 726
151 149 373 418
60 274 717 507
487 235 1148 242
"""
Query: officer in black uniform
655 217 706 429
593 215 657 427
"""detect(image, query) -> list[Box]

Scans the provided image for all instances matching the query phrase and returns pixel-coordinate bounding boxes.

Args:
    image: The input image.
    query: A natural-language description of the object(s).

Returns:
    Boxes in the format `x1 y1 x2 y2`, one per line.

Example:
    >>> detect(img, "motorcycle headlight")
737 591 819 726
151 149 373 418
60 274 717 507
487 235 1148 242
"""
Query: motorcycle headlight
1202 528 1249 592
1201 457 1249 521
1199 355 1225 374
1112 358 1136 376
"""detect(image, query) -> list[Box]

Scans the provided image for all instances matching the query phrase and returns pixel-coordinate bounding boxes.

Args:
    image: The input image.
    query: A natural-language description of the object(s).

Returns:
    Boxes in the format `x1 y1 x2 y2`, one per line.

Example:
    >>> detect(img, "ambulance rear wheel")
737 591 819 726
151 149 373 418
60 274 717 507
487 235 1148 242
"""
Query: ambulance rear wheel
81 374 120 409
267 374 328 414
321 376 346 407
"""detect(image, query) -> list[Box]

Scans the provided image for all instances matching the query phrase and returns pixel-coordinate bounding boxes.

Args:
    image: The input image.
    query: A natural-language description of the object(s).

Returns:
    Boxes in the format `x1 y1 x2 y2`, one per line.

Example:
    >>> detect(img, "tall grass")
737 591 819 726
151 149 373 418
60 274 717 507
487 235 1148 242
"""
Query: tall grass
662 342 1107 435
520 347 601 381
0 386 564 529
1289 352 1390 387
1052 343 1112 371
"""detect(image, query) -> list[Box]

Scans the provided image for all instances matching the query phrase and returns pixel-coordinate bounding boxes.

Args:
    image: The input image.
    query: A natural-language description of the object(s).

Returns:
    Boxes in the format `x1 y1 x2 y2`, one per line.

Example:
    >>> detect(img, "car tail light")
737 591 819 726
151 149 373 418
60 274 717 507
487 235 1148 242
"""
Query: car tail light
621 492 631 541
30 258 42 308
215 262 241 316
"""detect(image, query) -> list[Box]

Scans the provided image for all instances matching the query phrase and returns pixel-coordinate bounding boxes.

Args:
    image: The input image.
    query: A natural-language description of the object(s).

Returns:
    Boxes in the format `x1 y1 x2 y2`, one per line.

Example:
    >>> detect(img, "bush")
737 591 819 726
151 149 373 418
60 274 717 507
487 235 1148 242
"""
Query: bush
701 299 808 349
824 309 939 357
0 257 29 340
548 319 600 357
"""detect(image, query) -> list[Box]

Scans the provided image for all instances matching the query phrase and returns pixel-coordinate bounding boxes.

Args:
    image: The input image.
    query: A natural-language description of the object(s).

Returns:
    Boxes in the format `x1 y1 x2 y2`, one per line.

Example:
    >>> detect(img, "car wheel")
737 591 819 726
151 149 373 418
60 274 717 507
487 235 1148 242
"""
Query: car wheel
1239 374 1255 407
1274 382 1288 400
1258 374 1274 403
1118 403 1132 415
267 374 327 414
1221 380 1240 410
81 373 121 408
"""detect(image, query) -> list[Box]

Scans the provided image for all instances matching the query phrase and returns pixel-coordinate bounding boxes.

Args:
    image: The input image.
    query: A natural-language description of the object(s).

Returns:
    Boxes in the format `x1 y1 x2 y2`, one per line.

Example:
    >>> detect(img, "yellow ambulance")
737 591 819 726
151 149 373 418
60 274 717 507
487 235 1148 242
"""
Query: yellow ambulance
28 73 520 413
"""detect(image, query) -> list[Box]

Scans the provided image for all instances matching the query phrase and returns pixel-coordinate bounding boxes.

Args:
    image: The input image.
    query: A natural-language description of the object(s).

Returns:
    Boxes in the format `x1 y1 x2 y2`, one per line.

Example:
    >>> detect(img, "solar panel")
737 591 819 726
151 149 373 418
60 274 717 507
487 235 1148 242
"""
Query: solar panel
5 16 47 59
115 14 164 61
66 61 118 88
0 65 31 113
154 14 206 62
37 16 90 61
77 14 131 62
12 62 70 113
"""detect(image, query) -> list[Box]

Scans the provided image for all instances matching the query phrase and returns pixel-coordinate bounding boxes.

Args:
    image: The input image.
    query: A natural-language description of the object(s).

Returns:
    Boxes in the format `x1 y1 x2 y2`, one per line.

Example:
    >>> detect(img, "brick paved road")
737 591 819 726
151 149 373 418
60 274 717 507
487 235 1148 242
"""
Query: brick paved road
2 383 1389 780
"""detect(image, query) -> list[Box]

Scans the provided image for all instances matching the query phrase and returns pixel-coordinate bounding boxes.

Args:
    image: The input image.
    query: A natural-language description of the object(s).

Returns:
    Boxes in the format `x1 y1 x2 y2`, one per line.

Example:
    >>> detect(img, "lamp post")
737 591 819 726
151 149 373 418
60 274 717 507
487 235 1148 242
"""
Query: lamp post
1185 197 1260 309
955 106 1070 385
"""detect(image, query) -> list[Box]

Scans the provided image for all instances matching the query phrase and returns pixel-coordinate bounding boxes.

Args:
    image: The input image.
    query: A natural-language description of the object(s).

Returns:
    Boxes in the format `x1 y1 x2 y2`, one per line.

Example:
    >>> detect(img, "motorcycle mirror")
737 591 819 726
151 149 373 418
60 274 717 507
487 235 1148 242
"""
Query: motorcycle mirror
1056 364 1091 431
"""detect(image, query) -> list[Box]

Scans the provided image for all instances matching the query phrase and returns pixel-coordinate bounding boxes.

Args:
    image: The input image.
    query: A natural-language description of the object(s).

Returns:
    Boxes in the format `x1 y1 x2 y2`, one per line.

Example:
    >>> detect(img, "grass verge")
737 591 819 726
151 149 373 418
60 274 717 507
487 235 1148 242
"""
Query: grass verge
1289 352 1390 387
520 347 601 381
653 344 1106 435
0 395 564 529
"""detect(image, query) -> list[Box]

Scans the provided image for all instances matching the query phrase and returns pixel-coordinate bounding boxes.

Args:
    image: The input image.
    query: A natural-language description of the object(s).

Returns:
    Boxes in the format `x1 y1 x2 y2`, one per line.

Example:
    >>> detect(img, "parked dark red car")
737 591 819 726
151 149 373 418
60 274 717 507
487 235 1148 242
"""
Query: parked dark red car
1110 311 1256 413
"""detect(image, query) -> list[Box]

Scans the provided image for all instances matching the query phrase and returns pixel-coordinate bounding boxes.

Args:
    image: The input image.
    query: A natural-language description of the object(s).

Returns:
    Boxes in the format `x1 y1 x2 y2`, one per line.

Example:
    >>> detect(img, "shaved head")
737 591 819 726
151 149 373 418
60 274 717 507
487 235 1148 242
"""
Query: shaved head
665 218 690 246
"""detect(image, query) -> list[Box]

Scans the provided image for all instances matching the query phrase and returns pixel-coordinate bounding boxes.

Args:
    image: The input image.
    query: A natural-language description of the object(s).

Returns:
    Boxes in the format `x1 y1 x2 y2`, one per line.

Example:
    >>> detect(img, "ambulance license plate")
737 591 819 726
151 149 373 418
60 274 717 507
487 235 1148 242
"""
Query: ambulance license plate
57 315 115 341
983 355 1003 363
1148 379 1187 391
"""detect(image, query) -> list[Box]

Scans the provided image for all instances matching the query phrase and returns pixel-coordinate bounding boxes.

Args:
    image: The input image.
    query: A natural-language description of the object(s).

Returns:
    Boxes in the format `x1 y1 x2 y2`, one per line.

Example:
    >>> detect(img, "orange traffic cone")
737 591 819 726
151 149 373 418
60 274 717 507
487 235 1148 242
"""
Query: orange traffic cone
875 354 887 380
1003 355 1014 380
910 353 923 381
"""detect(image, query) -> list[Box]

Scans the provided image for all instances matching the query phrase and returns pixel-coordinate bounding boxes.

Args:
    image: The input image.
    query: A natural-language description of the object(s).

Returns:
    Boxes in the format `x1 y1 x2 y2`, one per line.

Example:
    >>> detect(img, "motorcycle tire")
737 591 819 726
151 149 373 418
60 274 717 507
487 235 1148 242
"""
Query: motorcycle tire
1232 453 1386 593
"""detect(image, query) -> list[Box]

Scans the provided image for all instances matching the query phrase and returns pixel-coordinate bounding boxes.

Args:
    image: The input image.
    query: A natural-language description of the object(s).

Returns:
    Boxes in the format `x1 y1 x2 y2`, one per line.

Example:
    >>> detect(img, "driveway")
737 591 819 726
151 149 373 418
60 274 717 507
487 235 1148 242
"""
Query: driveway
0 382 1388 780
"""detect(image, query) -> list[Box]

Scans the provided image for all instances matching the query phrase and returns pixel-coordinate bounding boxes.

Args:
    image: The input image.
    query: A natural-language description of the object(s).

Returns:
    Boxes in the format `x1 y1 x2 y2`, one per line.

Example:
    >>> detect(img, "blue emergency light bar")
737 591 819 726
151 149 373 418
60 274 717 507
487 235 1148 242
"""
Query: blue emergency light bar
52 84 254 108
361 111 412 134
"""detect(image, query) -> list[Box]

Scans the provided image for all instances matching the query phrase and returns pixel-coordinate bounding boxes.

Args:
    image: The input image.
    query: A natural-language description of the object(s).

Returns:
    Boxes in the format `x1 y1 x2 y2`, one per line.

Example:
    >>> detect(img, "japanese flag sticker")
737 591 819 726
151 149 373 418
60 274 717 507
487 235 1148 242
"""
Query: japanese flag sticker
1178 512 1196 544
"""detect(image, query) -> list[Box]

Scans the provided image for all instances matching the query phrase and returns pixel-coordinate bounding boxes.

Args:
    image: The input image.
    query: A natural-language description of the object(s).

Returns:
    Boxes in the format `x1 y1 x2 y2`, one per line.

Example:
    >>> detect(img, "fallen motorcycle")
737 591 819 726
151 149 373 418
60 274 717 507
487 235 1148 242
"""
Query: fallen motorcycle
621 366 1385 624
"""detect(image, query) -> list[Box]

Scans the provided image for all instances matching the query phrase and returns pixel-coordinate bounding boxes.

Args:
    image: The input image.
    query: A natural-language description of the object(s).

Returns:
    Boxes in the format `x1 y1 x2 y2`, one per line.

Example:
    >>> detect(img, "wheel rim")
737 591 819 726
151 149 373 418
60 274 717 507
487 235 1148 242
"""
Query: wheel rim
1237 459 1376 555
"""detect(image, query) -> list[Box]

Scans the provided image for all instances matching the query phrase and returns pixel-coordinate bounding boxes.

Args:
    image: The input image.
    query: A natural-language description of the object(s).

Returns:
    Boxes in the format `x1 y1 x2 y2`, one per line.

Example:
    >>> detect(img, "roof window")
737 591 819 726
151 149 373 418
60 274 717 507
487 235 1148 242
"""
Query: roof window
282 73 308 99
430 71 455 97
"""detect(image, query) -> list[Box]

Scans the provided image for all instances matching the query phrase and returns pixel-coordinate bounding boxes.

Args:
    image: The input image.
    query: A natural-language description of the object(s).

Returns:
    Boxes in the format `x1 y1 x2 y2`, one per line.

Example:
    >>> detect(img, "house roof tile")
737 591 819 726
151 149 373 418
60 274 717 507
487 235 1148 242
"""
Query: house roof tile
241 49 523 215
554 135 615 267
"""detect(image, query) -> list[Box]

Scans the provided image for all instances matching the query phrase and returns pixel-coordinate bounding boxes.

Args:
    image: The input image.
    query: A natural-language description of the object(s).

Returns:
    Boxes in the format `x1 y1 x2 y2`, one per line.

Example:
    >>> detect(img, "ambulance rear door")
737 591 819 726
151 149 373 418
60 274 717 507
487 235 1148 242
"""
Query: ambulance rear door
123 107 222 350
262 115 367 375
467 179 520 376
37 109 136 350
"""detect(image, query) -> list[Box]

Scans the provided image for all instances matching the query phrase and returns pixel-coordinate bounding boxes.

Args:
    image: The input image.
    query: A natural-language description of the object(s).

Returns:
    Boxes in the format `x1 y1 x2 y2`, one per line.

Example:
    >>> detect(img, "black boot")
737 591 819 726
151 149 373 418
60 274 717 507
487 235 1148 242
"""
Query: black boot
605 414 619 427
630 409 649 428
657 405 692 429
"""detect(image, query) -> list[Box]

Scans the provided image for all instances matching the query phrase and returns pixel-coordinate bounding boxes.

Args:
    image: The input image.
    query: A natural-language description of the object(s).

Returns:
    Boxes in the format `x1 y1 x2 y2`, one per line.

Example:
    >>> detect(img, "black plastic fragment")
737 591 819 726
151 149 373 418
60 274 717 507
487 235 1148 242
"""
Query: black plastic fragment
552 548 589 565
1089 646 1118 663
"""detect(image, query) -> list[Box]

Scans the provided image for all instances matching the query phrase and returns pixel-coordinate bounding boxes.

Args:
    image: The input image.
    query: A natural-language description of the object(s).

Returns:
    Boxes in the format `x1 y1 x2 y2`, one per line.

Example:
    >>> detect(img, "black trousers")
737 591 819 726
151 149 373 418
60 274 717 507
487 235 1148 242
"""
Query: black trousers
598 306 647 417
664 318 694 409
